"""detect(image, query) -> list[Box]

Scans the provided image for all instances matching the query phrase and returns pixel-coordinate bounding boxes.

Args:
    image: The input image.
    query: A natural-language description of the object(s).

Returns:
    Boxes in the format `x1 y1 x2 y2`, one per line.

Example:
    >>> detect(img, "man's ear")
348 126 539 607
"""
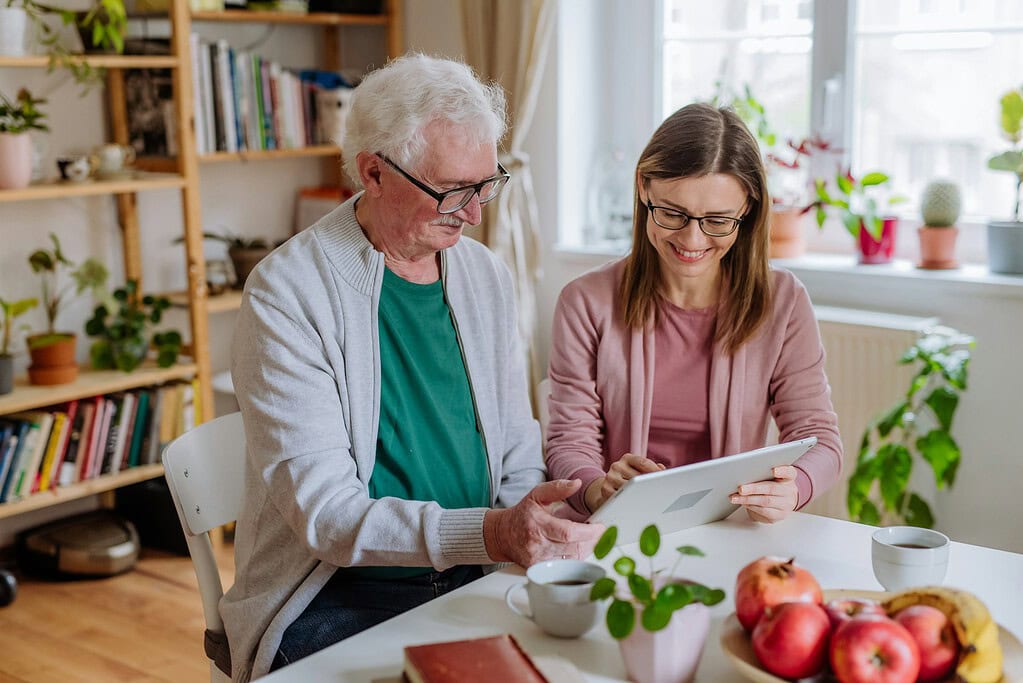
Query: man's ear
356 152 385 196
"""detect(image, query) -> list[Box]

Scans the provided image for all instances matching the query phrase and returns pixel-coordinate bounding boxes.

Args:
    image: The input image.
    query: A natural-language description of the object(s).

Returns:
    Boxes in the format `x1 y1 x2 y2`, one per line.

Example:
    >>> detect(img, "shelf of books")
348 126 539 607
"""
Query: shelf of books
0 364 203 519
0 173 187 203
200 144 341 163
191 9 389 26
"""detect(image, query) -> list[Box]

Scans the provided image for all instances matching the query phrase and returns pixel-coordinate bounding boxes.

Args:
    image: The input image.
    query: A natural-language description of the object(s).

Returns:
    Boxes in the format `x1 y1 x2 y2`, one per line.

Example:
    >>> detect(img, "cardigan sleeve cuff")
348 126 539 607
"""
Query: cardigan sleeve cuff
563 465 607 516
438 508 490 566
794 465 814 511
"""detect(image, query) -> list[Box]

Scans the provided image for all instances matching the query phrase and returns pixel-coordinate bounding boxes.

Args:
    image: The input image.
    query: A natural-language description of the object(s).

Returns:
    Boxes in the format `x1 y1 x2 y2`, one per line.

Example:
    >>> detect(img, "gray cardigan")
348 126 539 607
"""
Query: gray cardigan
222 195 544 681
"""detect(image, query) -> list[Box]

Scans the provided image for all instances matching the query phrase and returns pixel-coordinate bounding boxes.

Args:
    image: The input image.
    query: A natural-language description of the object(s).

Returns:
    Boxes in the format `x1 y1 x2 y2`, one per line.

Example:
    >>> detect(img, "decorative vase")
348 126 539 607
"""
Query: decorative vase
27 333 79 386
769 207 807 259
917 226 959 269
618 603 711 683
0 132 33 190
228 246 271 289
987 220 1023 275
0 7 28 57
0 355 14 395
858 217 898 265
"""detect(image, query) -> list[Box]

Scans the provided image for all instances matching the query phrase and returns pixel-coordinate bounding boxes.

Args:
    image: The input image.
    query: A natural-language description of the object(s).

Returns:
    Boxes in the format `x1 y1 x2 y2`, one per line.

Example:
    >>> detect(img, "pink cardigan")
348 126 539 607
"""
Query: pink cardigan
545 259 842 517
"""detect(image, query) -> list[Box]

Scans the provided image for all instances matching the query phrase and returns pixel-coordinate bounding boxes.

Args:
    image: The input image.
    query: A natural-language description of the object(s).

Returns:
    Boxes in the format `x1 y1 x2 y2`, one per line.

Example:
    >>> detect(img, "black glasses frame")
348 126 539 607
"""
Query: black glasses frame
644 199 745 237
379 154 510 215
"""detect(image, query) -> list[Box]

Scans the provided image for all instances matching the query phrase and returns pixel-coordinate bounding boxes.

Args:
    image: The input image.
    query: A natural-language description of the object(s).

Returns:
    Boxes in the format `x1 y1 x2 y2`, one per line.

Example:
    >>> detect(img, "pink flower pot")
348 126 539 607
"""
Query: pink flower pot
618 603 711 683
917 226 959 269
858 217 898 264
0 132 33 190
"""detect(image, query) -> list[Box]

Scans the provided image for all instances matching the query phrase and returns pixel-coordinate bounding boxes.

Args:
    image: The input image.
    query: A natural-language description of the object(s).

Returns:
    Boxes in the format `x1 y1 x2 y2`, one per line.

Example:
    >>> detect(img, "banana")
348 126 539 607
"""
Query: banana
883 586 1003 683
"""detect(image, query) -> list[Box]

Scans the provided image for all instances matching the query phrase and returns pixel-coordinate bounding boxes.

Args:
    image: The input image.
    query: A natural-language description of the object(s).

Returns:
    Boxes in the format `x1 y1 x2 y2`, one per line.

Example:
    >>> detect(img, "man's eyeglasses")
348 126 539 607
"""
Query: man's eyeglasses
644 199 745 237
379 154 510 215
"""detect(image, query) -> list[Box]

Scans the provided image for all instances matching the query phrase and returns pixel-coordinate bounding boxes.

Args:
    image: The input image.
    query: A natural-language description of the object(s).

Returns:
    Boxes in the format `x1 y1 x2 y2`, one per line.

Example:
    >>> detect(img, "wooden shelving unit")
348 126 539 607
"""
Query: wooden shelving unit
199 144 341 163
0 173 185 201
0 464 165 519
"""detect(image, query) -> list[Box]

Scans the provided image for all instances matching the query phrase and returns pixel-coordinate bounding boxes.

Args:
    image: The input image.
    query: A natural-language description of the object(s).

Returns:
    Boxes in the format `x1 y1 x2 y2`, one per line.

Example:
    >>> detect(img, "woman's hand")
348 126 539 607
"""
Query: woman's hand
584 453 665 512
731 465 799 523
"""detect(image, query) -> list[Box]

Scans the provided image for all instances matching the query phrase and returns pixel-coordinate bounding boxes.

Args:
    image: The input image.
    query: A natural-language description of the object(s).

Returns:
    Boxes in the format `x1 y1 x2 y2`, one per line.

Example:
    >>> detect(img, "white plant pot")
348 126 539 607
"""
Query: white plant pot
0 133 33 190
987 220 1023 275
618 602 711 683
0 7 29 57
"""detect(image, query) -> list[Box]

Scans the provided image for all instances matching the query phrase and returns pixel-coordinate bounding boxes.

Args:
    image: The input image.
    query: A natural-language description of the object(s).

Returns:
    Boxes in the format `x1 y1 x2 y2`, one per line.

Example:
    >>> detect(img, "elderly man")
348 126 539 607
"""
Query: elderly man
222 54 603 682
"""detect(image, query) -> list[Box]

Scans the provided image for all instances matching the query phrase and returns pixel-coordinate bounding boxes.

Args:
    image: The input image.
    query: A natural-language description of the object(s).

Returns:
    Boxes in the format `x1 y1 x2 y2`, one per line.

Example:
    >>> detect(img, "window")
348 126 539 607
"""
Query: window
559 0 1023 264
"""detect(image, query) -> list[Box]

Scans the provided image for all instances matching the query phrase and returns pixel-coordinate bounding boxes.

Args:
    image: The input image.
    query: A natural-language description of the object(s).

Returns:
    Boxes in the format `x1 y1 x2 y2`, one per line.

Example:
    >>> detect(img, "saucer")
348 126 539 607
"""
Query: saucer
95 169 136 181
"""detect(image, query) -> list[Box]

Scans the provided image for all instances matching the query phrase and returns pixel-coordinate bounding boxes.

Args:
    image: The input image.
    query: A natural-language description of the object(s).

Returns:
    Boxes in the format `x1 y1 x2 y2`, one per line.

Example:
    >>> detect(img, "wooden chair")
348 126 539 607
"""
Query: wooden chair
163 412 246 683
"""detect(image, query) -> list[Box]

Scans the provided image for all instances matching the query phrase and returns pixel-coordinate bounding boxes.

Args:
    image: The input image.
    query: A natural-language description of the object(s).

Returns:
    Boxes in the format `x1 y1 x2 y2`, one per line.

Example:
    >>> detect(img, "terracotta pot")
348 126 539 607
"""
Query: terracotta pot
27 333 79 386
0 355 13 395
228 246 272 289
858 217 898 265
917 226 959 269
0 132 33 190
618 602 711 683
769 208 807 259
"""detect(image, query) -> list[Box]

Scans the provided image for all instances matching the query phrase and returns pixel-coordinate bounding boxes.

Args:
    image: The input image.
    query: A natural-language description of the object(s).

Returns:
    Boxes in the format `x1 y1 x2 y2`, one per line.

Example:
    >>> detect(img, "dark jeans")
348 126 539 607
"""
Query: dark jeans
270 564 484 671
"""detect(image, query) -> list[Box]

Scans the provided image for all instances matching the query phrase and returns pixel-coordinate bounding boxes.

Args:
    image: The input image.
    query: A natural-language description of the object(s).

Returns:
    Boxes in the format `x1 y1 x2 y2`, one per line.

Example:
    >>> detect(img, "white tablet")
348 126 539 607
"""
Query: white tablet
587 437 818 543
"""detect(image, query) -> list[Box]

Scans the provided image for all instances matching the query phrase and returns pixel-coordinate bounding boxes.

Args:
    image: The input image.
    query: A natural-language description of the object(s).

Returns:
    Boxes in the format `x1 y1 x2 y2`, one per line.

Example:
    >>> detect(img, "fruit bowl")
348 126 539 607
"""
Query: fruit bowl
720 589 1023 683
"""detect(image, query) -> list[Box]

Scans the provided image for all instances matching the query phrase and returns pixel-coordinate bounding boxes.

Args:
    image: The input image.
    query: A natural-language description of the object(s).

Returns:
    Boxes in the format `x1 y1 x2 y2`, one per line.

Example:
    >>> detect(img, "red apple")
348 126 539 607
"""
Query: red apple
830 614 921 683
751 601 831 679
893 605 960 682
824 597 887 631
735 556 823 631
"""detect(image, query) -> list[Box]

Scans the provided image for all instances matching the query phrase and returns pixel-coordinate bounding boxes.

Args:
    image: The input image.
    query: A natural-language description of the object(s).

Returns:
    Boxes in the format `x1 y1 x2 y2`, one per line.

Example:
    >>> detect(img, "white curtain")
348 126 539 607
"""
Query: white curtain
460 0 555 409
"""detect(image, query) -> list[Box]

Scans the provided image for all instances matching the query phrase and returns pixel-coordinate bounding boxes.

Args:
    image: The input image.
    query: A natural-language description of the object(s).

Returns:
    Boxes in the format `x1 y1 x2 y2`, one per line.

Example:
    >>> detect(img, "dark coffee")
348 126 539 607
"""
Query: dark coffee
893 543 932 549
548 579 589 586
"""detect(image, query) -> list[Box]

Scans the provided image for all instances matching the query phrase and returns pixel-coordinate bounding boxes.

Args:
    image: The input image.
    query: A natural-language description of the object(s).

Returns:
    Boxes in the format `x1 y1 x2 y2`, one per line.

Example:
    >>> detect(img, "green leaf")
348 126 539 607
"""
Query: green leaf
590 577 617 601
847 449 881 517
675 545 704 558
614 556 636 577
904 493 935 528
924 386 958 432
90 340 114 370
655 583 692 611
878 443 912 512
842 212 861 239
907 373 929 400
858 499 881 525
836 174 853 194
641 604 672 632
988 150 1023 173
594 526 617 559
861 172 890 186
628 573 653 603
156 346 178 368
698 587 726 606
639 525 660 557
607 599 635 639
877 400 909 437
917 430 960 488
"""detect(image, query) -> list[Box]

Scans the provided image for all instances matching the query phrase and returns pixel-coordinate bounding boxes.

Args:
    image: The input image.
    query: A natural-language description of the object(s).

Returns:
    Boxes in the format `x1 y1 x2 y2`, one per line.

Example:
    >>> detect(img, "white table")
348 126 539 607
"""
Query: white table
261 513 1023 682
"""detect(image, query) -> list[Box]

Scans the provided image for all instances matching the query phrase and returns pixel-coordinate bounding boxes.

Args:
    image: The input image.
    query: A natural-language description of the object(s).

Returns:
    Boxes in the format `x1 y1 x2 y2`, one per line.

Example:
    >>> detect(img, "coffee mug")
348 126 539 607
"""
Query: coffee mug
504 559 605 638
57 154 94 182
872 526 950 592
91 143 136 177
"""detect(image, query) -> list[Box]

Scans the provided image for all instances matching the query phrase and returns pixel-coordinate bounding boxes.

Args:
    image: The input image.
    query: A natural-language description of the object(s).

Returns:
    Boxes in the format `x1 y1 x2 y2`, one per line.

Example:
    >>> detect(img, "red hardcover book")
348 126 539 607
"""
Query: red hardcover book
403 635 548 683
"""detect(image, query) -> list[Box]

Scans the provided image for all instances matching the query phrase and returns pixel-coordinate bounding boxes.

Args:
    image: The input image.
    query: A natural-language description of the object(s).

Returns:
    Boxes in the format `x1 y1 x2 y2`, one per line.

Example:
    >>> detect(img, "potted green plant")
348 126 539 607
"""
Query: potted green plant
0 296 38 394
27 233 108 385
986 84 1023 274
589 524 726 683
178 230 274 289
847 326 975 528
0 87 47 190
1 0 127 88
917 179 962 270
811 169 908 264
85 280 182 372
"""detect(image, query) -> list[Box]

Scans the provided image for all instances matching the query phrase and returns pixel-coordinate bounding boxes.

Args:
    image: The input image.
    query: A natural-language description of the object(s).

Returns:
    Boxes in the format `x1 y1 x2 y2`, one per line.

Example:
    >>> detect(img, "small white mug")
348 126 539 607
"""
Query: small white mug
92 143 136 176
504 559 605 638
871 526 950 592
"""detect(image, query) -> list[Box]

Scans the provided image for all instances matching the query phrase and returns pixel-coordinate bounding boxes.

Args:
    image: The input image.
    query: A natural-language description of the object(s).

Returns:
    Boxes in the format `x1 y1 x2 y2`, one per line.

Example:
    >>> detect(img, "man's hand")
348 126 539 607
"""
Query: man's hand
584 453 665 512
483 479 605 568
730 465 800 523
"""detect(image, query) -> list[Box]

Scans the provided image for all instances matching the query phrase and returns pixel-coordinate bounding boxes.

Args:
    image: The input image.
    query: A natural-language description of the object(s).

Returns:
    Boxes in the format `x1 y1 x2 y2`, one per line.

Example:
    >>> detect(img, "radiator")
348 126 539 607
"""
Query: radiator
801 306 939 520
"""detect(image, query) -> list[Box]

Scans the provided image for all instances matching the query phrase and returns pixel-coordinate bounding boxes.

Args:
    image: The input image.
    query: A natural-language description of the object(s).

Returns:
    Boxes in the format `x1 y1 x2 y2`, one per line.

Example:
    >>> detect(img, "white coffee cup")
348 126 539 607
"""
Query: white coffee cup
91 143 136 177
872 526 950 592
504 559 605 638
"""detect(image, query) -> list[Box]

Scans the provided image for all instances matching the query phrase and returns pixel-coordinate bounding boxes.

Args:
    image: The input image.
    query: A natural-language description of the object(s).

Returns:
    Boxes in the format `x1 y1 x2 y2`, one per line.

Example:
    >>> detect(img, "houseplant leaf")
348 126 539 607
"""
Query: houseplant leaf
606 598 635 639
903 493 935 529
589 577 616 601
917 429 960 488
594 526 617 559
628 573 652 603
639 524 660 557
924 386 958 431
614 556 635 576
640 603 672 632
878 443 912 511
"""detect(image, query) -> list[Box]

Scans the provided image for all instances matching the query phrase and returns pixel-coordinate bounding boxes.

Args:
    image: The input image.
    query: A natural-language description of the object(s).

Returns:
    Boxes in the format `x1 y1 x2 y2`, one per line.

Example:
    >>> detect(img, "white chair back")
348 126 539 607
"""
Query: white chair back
163 411 246 683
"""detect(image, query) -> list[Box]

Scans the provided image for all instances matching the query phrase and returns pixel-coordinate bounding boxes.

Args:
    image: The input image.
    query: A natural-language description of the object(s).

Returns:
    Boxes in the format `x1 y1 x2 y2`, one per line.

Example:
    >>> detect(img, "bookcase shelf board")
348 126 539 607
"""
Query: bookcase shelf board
199 144 341 163
0 55 181 69
0 464 164 520
166 289 243 313
0 364 198 415
0 174 187 203
191 9 389 26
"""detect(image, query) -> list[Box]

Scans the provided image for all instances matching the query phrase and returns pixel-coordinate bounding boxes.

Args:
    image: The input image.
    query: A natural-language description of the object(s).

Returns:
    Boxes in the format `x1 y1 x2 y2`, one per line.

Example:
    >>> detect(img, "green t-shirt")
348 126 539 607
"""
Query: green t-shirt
344 268 491 579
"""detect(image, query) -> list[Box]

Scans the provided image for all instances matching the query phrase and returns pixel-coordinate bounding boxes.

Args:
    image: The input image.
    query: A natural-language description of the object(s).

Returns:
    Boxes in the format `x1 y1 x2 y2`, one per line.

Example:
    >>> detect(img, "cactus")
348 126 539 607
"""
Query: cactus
920 179 962 227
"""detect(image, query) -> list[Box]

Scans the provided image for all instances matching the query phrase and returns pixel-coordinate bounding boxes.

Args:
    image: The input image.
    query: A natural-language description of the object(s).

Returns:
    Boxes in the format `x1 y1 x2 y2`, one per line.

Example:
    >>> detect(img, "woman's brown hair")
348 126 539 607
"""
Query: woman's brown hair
619 102 772 353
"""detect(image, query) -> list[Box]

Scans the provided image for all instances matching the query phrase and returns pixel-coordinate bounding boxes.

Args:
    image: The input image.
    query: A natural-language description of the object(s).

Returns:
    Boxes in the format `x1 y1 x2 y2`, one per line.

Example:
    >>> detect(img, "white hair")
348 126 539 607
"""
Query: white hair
341 53 507 187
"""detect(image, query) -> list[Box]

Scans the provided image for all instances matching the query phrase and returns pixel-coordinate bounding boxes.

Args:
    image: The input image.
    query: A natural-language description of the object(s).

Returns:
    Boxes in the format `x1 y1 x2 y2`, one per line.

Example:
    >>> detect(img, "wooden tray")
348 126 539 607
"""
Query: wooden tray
720 589 1023 683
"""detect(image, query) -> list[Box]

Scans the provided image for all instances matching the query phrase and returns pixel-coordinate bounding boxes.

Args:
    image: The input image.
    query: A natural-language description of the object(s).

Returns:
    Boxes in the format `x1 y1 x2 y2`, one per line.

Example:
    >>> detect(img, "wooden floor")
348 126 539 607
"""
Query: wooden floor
0 543 234 683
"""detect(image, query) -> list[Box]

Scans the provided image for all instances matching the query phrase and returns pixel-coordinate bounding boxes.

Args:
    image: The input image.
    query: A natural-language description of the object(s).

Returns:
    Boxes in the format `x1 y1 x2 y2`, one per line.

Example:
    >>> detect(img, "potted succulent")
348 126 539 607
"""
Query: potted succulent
589 524 726 683
986 84 1023 274
179 230 274 289
27 233 108 385
811 169 908 264
917 179 962 270
847 326 974 529
85 280 182 372
0 296 39 394
0 0 127 88
0 87 47 190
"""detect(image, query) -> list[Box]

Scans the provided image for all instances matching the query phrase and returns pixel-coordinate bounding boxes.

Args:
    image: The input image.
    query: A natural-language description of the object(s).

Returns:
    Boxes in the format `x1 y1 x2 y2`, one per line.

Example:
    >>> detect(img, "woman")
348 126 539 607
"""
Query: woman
545 102 842 523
